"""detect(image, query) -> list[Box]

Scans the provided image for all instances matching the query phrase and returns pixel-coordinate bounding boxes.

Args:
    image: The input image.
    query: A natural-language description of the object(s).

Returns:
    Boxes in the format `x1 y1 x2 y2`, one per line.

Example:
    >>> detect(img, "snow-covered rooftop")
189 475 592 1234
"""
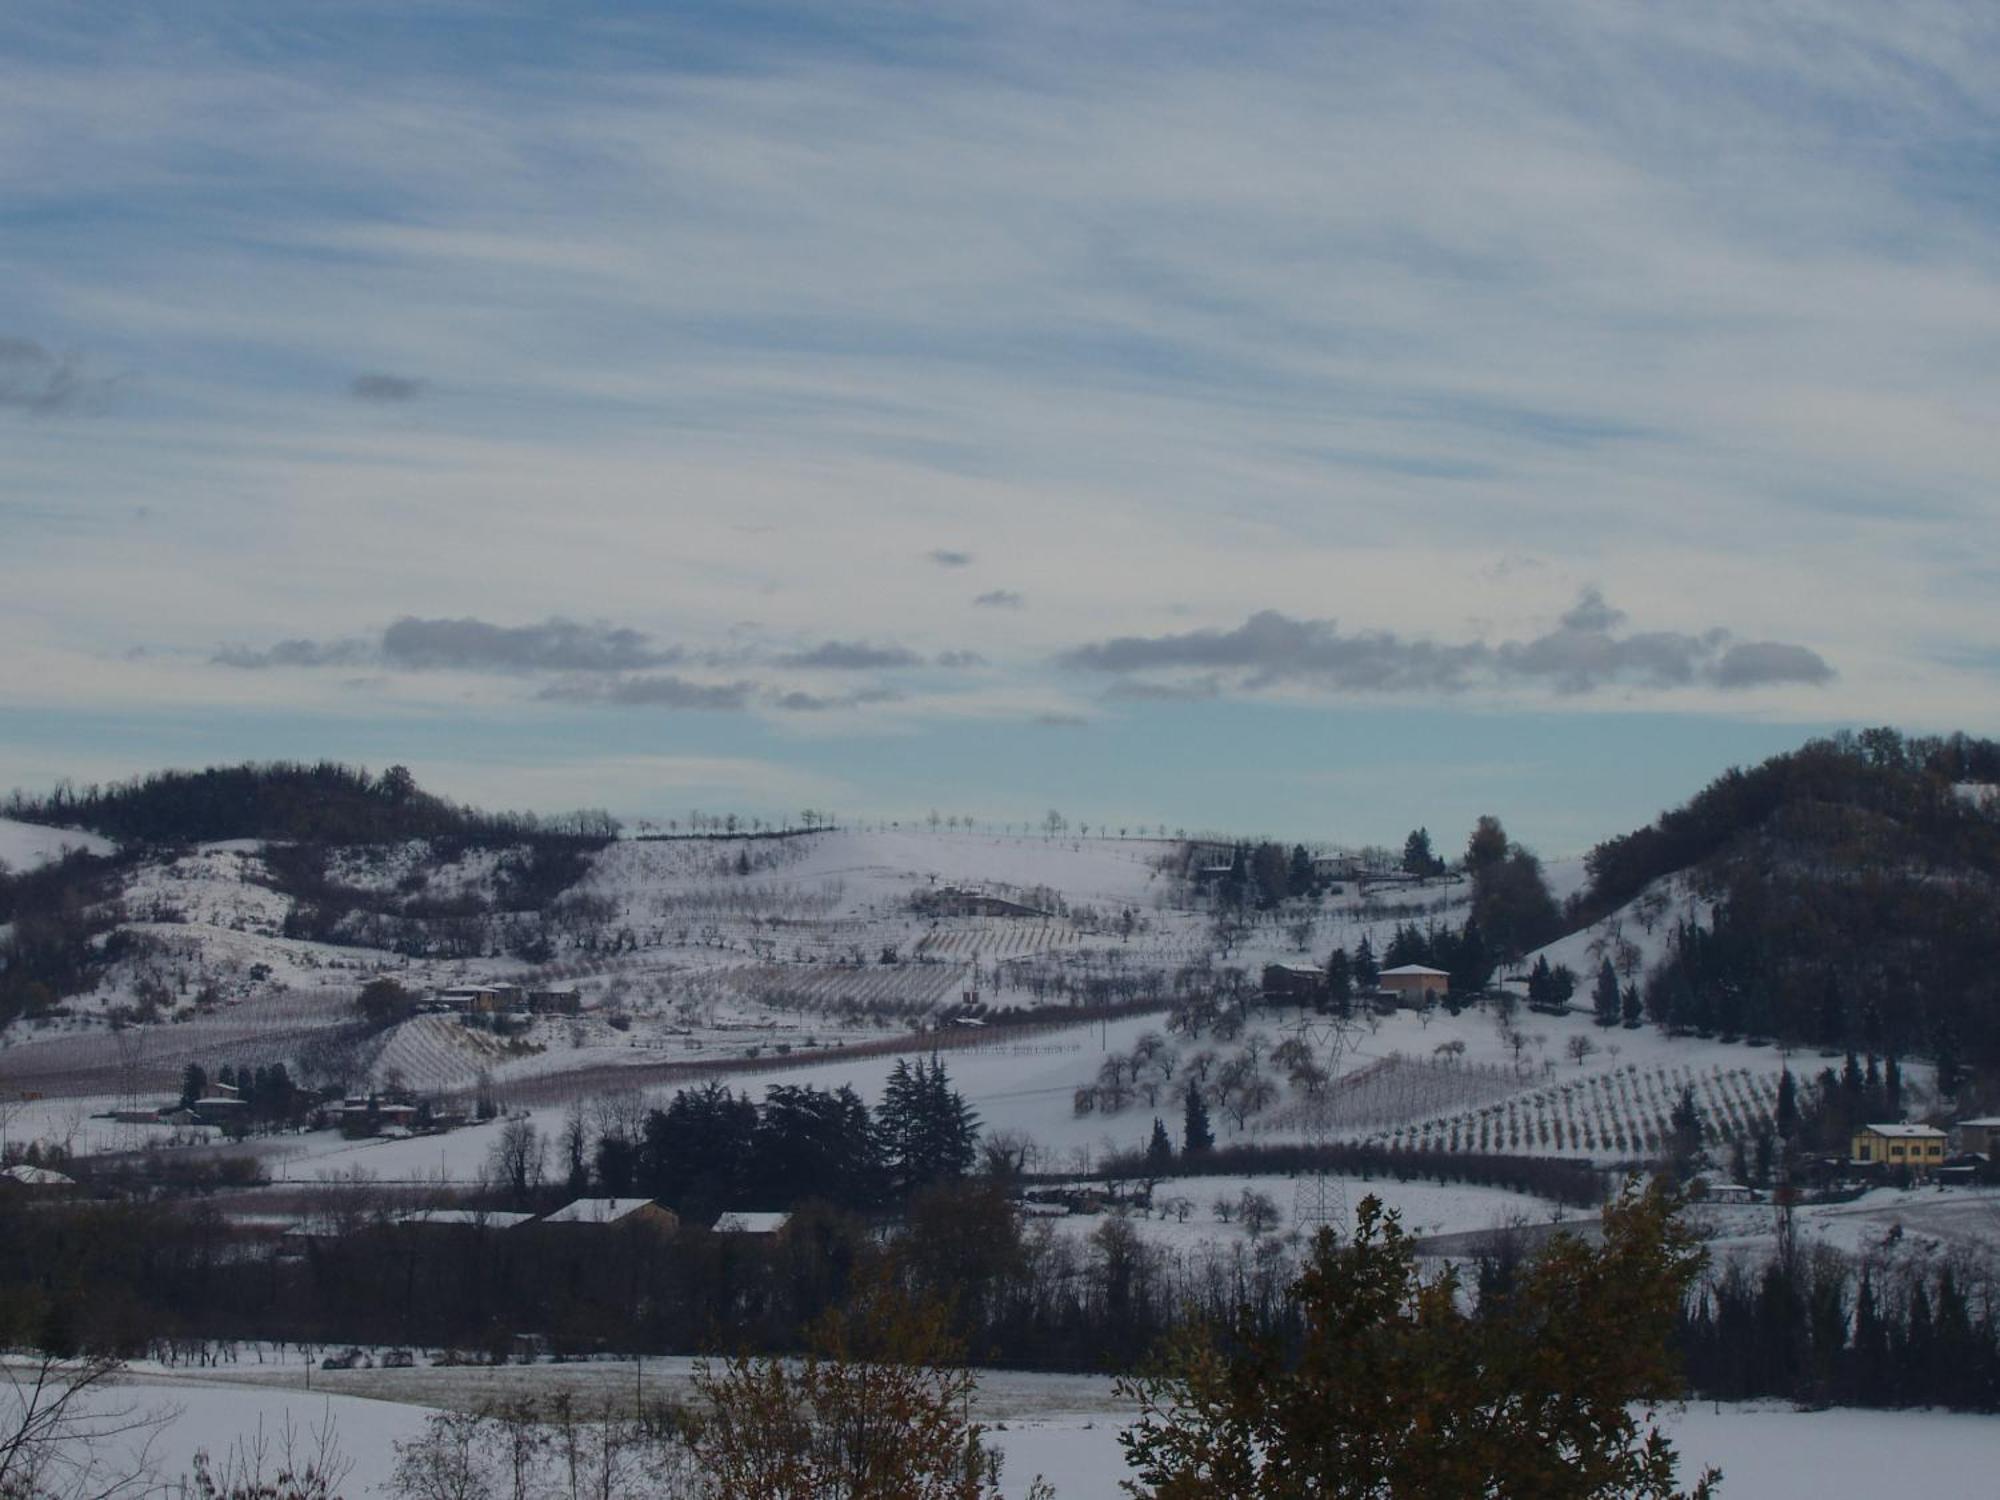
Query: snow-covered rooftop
540 1197 664 1225
713 1211 791 1235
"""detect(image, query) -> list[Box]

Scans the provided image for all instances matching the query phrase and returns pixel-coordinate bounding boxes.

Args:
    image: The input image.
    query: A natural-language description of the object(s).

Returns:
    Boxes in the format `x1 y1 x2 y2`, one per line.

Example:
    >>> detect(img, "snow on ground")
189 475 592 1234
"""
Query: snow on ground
1039 1172 1566 1252
78 1357 2000 1499
0 817 114 869
1696 1184 2000 1271
1525 869 1708 996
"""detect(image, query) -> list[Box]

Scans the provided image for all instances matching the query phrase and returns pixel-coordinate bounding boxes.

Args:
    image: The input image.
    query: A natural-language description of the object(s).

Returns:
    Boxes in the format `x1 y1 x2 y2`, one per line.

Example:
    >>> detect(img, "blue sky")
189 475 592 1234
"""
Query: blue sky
4 2 1997 854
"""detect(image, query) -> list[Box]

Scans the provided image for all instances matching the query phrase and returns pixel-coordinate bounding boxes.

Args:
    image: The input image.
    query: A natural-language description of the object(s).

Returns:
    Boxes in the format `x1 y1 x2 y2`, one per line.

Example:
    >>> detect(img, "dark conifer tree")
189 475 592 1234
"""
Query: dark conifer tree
1182 1080 1215 1156
1352 935 1379 990
1593 959 1621 1027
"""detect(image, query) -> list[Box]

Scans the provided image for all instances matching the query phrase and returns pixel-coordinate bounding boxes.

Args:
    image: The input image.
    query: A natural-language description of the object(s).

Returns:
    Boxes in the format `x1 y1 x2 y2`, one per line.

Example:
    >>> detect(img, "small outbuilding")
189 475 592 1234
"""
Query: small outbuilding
1262 963 1327 1004
1955 1117 2000 1157
538 1197 680 1234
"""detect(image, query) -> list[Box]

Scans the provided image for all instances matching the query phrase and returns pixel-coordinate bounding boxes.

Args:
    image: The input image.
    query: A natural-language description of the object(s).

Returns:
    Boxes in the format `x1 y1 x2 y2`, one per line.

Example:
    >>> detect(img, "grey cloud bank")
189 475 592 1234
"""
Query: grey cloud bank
775 641 925 671
216 617 680 673
0 336 112 413
1061 593 1834 697
539 674 753 710
349 372 426 402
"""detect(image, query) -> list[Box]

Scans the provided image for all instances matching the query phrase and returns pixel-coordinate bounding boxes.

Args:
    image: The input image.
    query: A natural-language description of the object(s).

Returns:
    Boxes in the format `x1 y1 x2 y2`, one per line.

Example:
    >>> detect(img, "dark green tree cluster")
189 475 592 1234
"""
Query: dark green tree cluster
1121 1182 1718 1498
1575 729 2000 1076
2 760 619 847
1684 1256 2000 1411
1214 842 1324 909
1526 954 1579 1012
0 848 132 1026
1400 826 1446 878
1464 816 1562 962
175 1061 305 1126
611 1060 980 1221
1383 919 1491 996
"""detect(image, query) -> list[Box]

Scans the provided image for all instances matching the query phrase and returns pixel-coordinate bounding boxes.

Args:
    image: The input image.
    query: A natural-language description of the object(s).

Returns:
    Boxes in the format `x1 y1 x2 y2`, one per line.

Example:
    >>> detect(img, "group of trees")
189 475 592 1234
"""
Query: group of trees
4 761 621 848
1210 842 1325 910
20 1186 1731 1500
176 1062 305 1125
591 1059 980 1221
1570 730 2000 1078
1685 1253 2000 1411
1382 919 1493 997
0 847 132 1026
1120 1182 1718 1498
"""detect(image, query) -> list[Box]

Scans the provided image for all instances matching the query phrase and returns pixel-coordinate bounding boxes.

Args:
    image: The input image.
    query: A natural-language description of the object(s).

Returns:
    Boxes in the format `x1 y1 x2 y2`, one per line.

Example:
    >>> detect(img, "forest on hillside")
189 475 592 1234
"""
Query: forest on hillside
2 760 618 847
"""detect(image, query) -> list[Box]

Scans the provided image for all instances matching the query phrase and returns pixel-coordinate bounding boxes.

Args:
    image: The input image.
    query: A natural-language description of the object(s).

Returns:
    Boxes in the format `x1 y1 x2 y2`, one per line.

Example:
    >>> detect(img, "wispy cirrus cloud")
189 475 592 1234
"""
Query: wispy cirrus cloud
538 674 753 710
1061 591 1833 698
973 590 1024 609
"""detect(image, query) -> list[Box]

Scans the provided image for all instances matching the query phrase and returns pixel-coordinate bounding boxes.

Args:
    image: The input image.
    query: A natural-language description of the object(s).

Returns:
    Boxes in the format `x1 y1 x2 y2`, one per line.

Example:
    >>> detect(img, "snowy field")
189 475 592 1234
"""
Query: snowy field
43 1359 2000 1499
0 817 116 870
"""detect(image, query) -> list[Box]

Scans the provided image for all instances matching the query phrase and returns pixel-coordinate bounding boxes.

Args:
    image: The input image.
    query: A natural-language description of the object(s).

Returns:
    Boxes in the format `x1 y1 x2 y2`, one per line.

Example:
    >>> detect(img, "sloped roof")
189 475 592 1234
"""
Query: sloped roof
395 1209 533 1229
713 1211 791 1235
1860 1123 1946 1138
3 1165 76 1186
1380 963 1451 977
540 1197 663 1225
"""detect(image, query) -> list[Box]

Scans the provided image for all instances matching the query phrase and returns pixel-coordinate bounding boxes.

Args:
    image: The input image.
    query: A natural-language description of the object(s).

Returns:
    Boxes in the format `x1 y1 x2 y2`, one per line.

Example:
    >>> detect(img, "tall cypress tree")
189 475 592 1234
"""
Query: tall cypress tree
1593 960 1621 1027
1182 1080 1215 1156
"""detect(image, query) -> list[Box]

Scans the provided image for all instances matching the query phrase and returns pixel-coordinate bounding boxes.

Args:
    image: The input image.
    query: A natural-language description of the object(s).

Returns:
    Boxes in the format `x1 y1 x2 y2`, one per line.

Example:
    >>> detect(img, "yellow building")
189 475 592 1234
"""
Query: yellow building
1850 1123 1947 1176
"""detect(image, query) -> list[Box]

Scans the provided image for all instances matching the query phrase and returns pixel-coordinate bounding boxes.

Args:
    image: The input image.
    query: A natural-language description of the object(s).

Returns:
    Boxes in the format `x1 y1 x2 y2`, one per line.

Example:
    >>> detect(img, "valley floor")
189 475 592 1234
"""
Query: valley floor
60 1358 2000 1499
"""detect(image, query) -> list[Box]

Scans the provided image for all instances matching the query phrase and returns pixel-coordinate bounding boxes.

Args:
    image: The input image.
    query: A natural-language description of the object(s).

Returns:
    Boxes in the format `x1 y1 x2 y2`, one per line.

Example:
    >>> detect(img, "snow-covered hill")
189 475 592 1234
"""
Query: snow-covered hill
0 816 115 869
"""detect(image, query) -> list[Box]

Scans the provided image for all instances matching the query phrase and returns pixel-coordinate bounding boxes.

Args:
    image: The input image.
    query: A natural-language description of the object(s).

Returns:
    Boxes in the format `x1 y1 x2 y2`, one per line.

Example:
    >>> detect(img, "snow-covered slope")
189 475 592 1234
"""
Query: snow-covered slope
0 816 115 869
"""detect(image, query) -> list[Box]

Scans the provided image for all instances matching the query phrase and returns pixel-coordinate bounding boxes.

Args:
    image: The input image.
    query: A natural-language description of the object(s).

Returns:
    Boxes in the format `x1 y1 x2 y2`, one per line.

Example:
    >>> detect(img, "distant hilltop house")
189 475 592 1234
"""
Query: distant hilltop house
1850 1123 1947 1176
1262 963 1327 1003
914 886 1050 918
333 1095 421 1138
434 984 514 1014
1378 963 1451 1003
537 1197 680 1234
432 984 579 1015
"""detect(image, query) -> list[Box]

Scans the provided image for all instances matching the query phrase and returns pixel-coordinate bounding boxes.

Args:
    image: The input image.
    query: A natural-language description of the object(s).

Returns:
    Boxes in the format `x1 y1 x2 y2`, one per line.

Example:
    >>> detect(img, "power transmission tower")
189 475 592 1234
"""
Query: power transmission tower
1287 1014 1358 1234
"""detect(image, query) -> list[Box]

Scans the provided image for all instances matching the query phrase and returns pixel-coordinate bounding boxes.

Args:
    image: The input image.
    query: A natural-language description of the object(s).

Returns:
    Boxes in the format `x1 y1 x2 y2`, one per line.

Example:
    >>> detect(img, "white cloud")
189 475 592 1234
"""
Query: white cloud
2 1 1997 788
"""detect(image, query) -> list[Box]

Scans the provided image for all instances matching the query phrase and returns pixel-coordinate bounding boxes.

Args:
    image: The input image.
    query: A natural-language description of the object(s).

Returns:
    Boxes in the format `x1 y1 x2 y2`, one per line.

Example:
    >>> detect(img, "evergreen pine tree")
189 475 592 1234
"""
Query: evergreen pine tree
1621 982 1643 1029
1775 1069 1799 1140
1146 1117 1174 1172
1850 1270 1888 1405
1182 1081 1215 1156
1593 959 1621 1027
1352 935 1379 990
1324 948 1353 1016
